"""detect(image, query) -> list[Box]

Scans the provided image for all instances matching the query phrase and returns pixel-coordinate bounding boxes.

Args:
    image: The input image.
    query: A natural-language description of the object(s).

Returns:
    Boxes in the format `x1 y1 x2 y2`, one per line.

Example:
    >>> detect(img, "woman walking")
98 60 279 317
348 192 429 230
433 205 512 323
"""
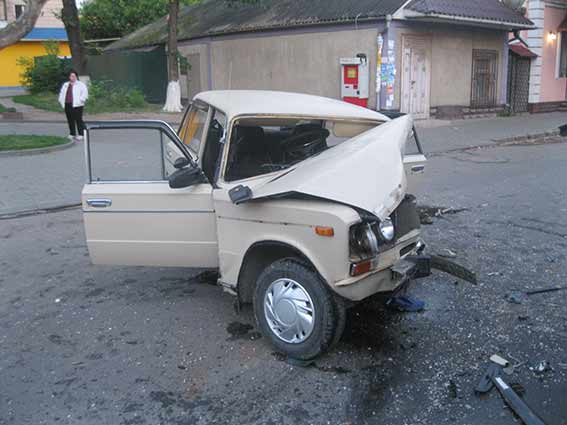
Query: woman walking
58 70 88 141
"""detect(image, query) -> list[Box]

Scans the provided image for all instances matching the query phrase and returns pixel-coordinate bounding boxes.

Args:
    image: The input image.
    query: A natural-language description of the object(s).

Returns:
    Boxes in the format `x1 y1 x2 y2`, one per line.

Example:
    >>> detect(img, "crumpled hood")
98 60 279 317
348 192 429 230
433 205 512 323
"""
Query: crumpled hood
247 115 413 220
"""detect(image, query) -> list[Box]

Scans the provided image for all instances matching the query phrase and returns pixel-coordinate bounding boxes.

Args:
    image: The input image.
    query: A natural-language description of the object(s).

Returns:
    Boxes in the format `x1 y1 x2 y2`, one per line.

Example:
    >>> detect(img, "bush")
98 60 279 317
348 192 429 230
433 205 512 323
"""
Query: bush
17 41 72 94
87 80 147 112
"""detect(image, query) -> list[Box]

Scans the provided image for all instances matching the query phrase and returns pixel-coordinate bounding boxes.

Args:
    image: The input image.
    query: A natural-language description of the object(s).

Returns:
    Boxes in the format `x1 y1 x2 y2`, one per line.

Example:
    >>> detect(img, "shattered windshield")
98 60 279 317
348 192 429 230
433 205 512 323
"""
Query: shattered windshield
224 117 380 182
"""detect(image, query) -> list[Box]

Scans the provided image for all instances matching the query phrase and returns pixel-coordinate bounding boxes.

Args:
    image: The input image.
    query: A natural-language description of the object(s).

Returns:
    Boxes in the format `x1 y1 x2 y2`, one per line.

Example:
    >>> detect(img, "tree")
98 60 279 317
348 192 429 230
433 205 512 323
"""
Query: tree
0 0 50 49
61 0 87 74
80 0 196 40
163 0 182 112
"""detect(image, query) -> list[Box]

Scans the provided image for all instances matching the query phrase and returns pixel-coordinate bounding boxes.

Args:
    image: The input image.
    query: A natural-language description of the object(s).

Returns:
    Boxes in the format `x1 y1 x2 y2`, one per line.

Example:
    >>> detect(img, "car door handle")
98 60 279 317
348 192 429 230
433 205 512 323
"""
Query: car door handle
86 198 112 208
411 165 425 173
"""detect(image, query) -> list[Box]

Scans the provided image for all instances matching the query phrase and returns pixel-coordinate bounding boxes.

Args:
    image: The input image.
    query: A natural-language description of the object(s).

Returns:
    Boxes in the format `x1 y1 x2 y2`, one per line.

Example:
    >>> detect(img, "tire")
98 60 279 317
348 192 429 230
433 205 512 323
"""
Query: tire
253 258 341 360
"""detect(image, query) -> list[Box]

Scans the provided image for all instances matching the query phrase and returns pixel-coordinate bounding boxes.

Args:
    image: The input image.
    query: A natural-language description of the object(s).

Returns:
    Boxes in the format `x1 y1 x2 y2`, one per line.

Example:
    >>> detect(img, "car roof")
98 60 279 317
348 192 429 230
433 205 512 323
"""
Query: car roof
193 90 390 122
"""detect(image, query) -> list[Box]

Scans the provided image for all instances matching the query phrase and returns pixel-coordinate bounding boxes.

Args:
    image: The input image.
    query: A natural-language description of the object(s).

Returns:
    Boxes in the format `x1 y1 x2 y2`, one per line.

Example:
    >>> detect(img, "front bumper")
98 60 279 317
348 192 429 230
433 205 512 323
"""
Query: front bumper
332 255 431 301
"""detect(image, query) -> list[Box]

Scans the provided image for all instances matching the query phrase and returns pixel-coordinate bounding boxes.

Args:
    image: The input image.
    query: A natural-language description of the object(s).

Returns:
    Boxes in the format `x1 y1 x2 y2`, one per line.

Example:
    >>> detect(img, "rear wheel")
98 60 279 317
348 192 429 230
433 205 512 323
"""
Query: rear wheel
253 258 344 360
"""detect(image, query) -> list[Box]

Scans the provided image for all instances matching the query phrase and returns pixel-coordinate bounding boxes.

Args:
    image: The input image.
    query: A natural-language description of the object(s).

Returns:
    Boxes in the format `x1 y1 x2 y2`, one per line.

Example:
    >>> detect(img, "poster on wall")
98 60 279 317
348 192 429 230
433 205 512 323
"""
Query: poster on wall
379 38 396 109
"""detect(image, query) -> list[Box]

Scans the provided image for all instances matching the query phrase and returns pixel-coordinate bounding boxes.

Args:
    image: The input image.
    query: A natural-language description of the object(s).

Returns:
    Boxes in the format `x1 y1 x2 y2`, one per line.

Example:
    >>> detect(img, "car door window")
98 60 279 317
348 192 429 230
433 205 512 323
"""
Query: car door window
179 103 209 156
87 127 187 182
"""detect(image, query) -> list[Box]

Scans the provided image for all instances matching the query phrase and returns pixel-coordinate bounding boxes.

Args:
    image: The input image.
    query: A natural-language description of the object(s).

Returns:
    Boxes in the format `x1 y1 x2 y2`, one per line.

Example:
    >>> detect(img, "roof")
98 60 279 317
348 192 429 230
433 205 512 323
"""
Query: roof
22 28 68 41
194 90 390 122
405 0 533 27
509 43 537 58
106 0 410 51
107 0 532 51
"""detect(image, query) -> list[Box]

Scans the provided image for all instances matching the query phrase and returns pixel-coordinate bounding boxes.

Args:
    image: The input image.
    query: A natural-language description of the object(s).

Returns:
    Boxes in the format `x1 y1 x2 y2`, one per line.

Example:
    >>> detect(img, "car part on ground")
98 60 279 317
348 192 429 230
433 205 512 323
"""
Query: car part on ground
476 362 547 425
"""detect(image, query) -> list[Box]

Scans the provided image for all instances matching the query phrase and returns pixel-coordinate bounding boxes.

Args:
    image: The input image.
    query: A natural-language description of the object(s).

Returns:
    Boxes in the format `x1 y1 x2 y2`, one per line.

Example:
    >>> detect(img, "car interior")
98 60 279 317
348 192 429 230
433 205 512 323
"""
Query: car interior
224 119 333 181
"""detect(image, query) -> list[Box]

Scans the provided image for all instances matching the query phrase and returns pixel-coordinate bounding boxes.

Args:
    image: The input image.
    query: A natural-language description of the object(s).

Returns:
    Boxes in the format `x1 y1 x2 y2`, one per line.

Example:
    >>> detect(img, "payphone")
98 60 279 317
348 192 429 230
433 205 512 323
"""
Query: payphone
340 54 369 107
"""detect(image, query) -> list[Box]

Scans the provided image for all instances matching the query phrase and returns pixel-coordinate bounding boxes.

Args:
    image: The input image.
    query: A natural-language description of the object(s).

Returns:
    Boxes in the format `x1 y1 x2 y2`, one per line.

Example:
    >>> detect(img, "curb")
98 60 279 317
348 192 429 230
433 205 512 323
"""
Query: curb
492 129 560 143
0 138 76 157
0 119 182 125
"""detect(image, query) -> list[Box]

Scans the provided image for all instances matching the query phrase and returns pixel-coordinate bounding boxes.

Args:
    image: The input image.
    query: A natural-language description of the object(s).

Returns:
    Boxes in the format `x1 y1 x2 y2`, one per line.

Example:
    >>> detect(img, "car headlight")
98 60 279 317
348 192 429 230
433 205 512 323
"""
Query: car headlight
349 223 379 259
379 217 395 241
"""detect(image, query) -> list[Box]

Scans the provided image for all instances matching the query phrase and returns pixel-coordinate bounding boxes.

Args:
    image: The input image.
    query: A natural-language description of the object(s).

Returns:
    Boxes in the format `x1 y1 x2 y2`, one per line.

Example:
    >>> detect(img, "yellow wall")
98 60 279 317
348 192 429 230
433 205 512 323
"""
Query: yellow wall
0 41 71 87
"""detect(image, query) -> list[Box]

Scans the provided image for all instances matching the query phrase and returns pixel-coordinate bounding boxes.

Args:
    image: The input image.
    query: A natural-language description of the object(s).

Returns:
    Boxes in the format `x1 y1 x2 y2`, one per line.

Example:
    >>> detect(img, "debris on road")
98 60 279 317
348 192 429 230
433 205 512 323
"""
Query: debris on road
438 248 457 258
505 292 524 304
476 361 547 425
386 295 425 312
417 205 468 225
530 360 552 375
525 286 567 296
489 354 509 367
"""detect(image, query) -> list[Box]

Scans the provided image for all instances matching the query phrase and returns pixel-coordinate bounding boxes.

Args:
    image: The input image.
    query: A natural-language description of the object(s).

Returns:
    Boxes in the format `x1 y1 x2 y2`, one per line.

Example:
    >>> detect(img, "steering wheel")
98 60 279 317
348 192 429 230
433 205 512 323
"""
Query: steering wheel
280 129 329 159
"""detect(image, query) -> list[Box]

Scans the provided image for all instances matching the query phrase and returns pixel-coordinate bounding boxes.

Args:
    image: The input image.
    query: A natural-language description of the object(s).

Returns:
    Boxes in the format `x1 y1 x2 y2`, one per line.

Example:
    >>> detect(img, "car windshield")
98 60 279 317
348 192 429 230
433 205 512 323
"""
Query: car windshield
224 117 380 182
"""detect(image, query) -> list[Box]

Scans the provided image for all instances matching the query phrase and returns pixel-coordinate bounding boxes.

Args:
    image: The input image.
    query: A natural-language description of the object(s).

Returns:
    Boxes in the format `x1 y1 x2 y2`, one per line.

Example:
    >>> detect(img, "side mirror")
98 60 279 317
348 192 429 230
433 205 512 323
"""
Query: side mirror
168 166 206 189
174 157 190 169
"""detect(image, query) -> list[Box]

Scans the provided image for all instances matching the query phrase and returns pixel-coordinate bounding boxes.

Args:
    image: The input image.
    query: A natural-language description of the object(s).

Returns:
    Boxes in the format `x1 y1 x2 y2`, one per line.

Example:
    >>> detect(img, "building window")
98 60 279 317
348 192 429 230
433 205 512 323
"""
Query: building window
558 32 567 78
1 0 7 21
15 4 24 19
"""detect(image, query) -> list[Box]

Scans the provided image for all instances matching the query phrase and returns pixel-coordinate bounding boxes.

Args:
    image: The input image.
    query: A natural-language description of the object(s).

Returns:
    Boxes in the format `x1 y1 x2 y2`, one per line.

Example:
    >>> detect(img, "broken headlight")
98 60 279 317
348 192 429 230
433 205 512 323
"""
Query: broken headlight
349 222 379 259
379 217 395 241
350 218 396 259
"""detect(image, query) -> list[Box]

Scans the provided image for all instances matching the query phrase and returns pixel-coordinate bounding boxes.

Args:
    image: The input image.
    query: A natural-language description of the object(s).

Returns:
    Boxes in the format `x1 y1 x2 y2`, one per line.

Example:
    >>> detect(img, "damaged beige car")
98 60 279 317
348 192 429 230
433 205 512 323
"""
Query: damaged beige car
82 90 464 360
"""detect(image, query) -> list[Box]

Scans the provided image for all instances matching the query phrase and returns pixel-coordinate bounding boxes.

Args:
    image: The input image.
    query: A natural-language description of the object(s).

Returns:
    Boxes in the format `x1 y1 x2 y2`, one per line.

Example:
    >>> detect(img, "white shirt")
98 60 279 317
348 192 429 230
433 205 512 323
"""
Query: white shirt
58 81 89 108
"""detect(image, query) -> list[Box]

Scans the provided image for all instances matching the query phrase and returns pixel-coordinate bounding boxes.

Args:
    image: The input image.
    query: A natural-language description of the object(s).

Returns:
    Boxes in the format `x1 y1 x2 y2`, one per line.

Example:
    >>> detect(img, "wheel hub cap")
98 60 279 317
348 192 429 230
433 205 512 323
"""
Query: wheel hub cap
264 278 315 344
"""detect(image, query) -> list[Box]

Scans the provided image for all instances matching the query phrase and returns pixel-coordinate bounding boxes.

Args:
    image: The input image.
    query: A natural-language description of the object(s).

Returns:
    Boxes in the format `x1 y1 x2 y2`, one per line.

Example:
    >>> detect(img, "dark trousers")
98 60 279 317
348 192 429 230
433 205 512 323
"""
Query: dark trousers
64 103 85 136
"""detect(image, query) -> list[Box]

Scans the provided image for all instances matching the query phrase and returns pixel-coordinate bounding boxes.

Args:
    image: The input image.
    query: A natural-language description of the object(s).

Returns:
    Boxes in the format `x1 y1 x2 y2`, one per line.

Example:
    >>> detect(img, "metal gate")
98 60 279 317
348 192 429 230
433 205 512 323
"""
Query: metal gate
507 52 531 113
471 49 498 108
86 46 168 104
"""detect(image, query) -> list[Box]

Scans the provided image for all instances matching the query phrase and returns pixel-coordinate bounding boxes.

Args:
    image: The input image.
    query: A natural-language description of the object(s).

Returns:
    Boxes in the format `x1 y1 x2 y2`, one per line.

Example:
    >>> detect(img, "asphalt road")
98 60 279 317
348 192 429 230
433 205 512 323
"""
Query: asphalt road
1 136 567 424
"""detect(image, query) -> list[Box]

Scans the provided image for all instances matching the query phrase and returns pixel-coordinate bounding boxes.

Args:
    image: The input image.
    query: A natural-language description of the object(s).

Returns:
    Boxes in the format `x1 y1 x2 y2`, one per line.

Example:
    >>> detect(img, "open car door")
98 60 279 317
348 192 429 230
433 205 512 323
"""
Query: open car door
82 120 218 267
403 126 427 193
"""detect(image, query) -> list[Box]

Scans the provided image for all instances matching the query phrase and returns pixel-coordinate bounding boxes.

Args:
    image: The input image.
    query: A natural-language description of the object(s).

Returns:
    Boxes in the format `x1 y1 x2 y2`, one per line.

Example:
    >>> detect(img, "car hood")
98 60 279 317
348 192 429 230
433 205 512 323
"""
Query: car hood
247 115 412 220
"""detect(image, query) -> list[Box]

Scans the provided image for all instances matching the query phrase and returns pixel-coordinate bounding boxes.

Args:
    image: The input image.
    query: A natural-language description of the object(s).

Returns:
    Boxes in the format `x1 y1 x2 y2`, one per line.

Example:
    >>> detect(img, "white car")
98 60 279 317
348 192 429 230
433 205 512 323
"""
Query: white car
82 90 435 360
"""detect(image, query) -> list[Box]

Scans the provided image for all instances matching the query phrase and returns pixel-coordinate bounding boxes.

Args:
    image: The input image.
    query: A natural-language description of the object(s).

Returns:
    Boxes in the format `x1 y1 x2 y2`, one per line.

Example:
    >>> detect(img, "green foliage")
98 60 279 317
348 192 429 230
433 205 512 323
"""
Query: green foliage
80 0 199 40
87 80 147 112
0 135 68 152
17 41 72 94
0 103 17 113
13 80 156 114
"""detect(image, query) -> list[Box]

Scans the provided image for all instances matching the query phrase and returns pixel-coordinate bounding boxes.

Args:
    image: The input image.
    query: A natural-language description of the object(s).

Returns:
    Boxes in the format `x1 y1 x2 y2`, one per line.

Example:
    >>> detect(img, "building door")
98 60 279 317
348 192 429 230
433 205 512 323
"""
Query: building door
471 49 498 107
401 36 431 119
185 53 202 101
507 52 531 113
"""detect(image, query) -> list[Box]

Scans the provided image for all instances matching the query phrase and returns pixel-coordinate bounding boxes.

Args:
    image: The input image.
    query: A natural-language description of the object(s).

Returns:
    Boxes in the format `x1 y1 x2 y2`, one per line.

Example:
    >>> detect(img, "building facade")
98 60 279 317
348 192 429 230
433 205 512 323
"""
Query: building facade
108 0 533 119
0 0 70 90
520 0 567 112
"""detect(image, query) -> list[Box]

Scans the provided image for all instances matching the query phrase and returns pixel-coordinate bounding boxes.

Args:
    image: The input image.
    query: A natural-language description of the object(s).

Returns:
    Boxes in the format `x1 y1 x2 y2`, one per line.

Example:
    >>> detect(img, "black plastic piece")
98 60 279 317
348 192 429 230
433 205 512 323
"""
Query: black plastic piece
559 123 567 137
406 255 432 279
229 185 253 204
168 166 206 189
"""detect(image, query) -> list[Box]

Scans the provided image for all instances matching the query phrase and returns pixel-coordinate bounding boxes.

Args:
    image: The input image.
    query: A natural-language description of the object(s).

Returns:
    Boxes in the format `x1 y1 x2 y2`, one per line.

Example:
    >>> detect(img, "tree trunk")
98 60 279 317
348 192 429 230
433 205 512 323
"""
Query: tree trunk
62 0 87 75
163 0 182 113
0 0 50 49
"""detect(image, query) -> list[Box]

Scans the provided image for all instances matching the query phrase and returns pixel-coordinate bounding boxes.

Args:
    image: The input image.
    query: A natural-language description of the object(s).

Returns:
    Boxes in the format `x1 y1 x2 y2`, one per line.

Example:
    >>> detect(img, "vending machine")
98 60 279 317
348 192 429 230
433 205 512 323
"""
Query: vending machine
340 54 369 107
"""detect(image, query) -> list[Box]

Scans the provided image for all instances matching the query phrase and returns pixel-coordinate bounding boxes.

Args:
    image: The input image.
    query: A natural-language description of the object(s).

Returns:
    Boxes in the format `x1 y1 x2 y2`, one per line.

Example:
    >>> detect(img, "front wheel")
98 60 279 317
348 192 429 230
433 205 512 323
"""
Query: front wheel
253 258 343 360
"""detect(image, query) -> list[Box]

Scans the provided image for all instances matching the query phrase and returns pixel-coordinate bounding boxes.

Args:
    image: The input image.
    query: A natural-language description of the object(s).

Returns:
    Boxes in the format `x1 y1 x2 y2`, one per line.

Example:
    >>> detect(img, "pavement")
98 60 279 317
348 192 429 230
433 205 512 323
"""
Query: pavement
1 136 566 424
1 112 567 216
0 97 183 125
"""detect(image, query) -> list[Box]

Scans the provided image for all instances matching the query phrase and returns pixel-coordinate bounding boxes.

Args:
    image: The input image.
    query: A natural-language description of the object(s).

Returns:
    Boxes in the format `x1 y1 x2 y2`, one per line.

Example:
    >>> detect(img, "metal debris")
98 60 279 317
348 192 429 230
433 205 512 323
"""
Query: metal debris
526 286 567 296
490 354 509 367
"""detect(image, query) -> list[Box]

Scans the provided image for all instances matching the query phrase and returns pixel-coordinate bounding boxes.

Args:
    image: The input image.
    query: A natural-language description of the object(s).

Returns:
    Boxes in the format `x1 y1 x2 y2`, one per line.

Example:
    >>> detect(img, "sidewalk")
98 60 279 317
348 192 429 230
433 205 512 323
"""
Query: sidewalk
1 111 566 216
0 97 183 125
416 112 567 153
